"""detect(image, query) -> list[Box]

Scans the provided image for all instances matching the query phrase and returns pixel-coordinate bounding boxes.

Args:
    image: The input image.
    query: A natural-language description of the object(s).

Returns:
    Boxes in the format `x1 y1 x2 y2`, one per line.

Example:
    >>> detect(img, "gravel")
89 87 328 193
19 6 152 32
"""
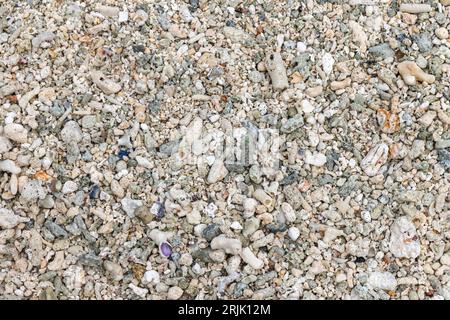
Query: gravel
0 0 449 301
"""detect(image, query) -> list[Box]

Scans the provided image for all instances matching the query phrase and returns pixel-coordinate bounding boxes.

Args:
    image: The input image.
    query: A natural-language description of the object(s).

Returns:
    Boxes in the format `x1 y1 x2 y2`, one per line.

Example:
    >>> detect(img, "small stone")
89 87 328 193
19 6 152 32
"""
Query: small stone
186 209 202 225
62 181 78 194
4 123 28 143
210 236 242 255
301 99 314 113
369 43 395 59
96 5 119 17
90 71 121 95
368 272 397 291
21 180 46 202
207 159 228 184
202 224 221 241
167 286 183 300
142 270 160 285
118 11 129 22
321 53 334 75
0 160 21 174
61 121 82 143
435 27 448 40
281 114 304 133
0 136 13 153
361 143 389 176
121 198 143 217
135 205 153 224
305 151 327 167
435 140 450 149
81 115 96 129
45 220 68 238
0 208 29 229
398 61 435 86
103 261 123 281
409 140 425 159
288 227 300 241
32 31 56 48
223 26 248 43
389 216 420 259
440 252 450 266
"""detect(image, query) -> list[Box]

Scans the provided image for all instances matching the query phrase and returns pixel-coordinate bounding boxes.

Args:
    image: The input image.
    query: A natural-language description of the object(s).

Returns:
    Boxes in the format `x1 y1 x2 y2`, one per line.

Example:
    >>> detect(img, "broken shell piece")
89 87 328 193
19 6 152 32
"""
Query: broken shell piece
19 86 40 108
159 242 172 258
330 78 351 91
361 143 389 176
348 21 368 53
389 216 420 259
377 109 400 134
399 3 432 14
240 247 264 270
210 236 242 255
305 85 323 97
253 189 274 209
149 229 172 246
90 71 122 94
397 61 435 86
32 31 56 48
207 159 228 184
0 160 21 175
4 123 28 143
0 137 13 153
0 208 30 229
264 52 289 91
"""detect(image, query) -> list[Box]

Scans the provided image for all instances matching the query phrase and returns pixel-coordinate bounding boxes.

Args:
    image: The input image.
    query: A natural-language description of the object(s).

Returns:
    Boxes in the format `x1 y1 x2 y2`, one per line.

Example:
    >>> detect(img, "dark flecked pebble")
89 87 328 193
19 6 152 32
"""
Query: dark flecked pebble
118 149 129 159
355 257 366 263
78 253 102 267
89 184 100 199
202 224 222 242
132 44 146 53
266 223 288 233
44 220 68 238
280 171 299 186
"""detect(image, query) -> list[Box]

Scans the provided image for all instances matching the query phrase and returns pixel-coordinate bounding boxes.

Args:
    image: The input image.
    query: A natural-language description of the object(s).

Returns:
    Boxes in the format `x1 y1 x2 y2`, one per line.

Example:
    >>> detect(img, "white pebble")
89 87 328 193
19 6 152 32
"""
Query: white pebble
288 227 300 241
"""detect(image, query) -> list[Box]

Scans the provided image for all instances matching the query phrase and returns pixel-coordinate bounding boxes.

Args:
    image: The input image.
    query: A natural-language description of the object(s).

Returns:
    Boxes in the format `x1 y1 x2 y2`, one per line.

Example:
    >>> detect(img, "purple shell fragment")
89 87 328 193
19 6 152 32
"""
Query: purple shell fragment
159 242 172 258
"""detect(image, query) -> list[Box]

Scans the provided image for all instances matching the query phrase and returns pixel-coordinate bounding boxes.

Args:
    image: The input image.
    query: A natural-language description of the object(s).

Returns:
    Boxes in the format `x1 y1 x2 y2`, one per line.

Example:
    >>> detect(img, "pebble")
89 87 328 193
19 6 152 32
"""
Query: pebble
210 236 242 255
167 286 183 300
389 217 421 259
265 52 289 90
305 151 327 167
121 198 143 217
361 143 389 176
398 61 435 86
321 53 334 75
103 261 123 281
61 121 82 143
435 28 448 40
280 114 304 133
90 71 121 95
0 160 21 175
367 272 397 291
62 181 78 194
369 43 395 59
207 159 228 184
0 136 12 153
21 180 46 202
399 4 432 14
288 227 300 241
4 124 28 143
0 208 29 229
240 247 264 270
202 224 222 242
